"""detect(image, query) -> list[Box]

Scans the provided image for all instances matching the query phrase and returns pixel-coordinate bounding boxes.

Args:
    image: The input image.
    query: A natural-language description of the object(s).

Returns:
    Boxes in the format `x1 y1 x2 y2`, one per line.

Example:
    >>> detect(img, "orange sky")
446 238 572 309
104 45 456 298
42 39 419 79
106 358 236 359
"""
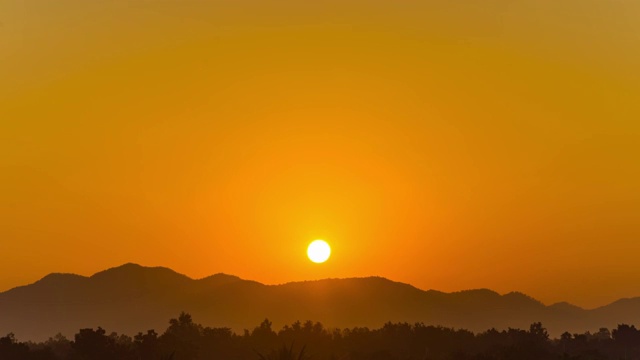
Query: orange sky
1 0 639 309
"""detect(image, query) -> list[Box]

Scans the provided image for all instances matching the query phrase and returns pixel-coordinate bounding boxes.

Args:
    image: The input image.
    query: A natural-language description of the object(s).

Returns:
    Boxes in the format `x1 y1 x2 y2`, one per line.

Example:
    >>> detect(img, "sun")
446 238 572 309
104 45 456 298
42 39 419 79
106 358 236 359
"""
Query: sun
307 240 331 263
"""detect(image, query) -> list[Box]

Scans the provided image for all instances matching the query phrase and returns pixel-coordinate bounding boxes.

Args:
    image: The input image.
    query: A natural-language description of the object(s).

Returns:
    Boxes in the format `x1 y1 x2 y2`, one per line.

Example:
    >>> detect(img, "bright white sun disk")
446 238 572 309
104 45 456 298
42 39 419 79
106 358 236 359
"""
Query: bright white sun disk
307 240 331 263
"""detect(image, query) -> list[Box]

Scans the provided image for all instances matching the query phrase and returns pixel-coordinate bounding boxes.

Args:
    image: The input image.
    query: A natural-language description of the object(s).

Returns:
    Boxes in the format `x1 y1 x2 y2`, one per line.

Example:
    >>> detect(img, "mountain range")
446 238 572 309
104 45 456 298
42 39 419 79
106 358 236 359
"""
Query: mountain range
1 263 638 341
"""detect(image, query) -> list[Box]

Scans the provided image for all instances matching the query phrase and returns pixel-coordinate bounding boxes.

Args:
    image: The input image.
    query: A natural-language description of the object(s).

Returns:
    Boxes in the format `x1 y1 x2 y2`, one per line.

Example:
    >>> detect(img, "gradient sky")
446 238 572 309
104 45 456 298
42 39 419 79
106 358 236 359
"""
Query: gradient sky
1 0 639 309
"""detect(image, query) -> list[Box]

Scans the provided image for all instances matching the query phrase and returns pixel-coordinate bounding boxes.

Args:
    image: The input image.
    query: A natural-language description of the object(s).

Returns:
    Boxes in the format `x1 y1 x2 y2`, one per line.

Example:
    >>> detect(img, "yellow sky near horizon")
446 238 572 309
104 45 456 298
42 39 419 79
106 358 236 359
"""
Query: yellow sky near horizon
1 0 639 309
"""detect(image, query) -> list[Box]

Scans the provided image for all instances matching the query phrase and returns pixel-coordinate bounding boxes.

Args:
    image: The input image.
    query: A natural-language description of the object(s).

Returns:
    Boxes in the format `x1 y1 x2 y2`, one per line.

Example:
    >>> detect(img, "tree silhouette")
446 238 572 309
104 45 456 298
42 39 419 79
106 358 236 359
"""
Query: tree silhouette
160 312 201 360
0 333 30 360
257 343 308 360
612 324 640 360
2 314 640 360
134 330 160 360
70 327 117 360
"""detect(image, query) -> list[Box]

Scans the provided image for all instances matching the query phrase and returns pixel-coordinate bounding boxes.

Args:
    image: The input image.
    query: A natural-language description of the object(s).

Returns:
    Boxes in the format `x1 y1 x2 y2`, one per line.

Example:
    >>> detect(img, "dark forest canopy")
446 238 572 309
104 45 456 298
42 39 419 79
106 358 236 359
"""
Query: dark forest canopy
1 313 640 360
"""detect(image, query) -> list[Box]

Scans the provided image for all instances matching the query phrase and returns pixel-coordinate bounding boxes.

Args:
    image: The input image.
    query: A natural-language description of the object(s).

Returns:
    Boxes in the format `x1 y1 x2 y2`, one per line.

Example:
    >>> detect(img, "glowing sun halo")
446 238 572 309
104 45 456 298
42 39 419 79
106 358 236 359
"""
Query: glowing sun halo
307 240 331 263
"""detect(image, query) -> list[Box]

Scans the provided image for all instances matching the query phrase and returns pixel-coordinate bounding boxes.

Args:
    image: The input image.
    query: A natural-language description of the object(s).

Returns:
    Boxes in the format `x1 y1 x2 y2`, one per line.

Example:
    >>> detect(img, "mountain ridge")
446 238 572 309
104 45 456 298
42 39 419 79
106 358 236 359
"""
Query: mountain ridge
1 263 639 341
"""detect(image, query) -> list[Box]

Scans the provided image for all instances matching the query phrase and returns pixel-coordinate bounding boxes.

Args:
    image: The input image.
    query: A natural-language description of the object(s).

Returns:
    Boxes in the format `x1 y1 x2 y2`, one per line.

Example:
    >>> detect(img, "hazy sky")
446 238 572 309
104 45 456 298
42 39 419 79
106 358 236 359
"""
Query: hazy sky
1 0 639 309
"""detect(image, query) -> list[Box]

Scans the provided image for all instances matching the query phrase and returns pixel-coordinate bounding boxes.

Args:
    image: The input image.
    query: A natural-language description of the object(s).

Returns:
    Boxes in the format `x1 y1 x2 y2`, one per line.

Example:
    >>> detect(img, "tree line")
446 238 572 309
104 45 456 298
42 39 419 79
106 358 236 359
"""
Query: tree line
1 312 640 360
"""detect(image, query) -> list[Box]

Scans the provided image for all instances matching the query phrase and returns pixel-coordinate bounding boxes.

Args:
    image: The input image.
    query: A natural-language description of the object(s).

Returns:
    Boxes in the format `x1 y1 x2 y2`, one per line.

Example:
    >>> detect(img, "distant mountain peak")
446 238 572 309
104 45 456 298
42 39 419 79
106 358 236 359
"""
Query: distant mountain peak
92 262 150 273
502 291 545 307
90 263 188 279
204 272 242 279
453 288 501 297
32 272 87 287
197 273 246 287
549 301 583 311
39 272 86 281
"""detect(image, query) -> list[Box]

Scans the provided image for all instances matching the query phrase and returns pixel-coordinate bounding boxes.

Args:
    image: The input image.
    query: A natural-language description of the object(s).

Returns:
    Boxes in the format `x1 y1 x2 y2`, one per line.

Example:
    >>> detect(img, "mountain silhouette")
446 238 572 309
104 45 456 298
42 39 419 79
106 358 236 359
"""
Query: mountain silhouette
1 263 638 341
